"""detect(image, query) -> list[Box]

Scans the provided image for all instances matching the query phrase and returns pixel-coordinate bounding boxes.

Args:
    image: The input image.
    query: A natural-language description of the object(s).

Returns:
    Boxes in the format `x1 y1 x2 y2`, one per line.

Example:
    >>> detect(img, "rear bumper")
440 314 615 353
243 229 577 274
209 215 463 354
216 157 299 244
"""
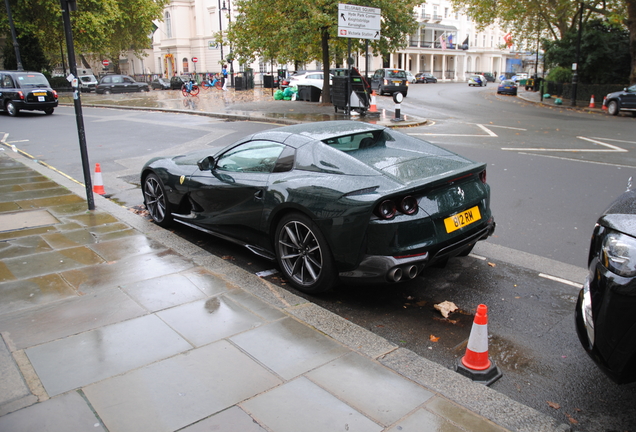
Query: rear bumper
14 100 58 111
340 218 495 284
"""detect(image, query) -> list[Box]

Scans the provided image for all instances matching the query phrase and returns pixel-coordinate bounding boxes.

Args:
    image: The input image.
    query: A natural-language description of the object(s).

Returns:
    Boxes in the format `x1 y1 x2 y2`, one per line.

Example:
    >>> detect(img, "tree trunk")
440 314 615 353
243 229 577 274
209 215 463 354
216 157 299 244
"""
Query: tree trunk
321 28 331 104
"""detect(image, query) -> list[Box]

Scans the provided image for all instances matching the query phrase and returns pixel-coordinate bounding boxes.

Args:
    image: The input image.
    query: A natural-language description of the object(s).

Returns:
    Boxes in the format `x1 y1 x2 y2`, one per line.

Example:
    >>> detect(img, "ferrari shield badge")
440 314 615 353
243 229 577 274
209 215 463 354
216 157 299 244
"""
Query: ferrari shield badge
180 175 185 185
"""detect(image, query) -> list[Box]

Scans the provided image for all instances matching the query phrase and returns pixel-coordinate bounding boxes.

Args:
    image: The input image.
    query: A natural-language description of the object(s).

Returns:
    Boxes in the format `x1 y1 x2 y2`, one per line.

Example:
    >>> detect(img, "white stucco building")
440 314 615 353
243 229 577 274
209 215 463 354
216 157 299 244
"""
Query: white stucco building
117 0 523 82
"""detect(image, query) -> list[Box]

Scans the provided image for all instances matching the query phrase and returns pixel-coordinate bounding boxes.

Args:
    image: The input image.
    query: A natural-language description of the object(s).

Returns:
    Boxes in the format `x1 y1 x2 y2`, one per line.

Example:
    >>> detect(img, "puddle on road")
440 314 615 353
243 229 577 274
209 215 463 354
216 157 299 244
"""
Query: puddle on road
487 334 538 372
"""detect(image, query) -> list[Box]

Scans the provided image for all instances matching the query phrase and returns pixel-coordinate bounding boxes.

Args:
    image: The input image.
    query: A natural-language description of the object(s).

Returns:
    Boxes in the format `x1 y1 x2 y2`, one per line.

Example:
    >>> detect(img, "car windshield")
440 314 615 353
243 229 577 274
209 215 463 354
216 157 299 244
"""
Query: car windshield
15 73 50 87
386 70 406 79
80 76 93 82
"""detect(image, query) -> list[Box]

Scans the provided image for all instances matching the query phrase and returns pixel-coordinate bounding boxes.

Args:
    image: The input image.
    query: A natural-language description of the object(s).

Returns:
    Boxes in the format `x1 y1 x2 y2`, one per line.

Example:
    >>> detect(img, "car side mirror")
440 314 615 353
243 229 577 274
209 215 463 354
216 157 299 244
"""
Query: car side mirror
197 156 215 171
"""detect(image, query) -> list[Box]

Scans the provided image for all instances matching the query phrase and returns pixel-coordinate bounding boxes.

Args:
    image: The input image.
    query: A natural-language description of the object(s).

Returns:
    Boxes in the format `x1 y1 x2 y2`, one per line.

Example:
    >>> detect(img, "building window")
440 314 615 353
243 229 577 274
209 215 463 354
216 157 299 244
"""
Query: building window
182 57 189 73
444 7 448 18
165 11 172 38
482 35 486 47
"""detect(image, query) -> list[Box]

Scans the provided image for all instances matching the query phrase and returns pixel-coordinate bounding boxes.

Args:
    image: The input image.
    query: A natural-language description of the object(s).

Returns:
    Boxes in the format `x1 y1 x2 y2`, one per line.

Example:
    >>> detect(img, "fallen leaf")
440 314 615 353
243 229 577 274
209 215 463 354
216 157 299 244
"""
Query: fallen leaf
488 262 496 267
434 301 458 318
429 335 440 342
565 413 578 424
415 301 427 307
547 401 561 410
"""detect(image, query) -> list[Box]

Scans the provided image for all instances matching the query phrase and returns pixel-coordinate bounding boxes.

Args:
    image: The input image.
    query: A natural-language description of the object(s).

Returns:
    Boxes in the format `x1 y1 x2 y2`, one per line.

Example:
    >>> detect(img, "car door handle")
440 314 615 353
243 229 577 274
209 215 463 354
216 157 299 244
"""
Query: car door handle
254 190 264 200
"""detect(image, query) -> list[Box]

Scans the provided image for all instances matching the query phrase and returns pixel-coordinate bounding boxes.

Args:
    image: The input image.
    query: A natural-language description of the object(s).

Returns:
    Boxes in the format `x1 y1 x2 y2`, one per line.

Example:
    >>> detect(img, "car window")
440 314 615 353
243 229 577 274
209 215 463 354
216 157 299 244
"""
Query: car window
386 70 406 79
217 141 286 173
373 70 383 78
123 77 135 83
322 131 386 152
15 73 49 87
113 76 123 83
101 76 111 84
307 74 322 80
1 74 15 88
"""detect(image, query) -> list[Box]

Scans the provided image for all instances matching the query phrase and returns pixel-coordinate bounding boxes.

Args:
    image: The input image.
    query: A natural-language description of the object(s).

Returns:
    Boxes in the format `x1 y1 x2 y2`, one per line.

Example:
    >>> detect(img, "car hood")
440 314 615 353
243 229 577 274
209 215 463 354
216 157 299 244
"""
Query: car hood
599 189 636 235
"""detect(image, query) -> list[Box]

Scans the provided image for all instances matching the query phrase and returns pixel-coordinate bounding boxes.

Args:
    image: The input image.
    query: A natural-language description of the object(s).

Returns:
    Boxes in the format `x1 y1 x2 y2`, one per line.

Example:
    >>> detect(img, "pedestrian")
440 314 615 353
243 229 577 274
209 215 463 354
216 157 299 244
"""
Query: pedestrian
221 65 228 91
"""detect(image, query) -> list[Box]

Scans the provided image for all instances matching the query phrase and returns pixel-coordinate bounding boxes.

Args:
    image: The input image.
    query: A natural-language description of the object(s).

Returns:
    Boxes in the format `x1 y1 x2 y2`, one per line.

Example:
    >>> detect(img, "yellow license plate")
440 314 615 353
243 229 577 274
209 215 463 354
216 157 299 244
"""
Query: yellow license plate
33 92 46 96
444 206 481 233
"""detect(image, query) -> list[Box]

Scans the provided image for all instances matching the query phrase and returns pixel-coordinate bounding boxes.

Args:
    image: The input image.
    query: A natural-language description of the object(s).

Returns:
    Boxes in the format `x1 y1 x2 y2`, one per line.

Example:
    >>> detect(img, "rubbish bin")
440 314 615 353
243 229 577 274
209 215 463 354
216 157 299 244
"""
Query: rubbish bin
297 85 321 102
263 75 274 88
235 75 245 91
244 69 254 89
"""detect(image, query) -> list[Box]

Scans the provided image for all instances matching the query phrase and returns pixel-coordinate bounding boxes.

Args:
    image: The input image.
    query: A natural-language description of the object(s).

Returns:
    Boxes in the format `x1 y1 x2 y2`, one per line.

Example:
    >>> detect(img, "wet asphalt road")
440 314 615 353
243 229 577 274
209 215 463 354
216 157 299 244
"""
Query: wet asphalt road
1 83 635 430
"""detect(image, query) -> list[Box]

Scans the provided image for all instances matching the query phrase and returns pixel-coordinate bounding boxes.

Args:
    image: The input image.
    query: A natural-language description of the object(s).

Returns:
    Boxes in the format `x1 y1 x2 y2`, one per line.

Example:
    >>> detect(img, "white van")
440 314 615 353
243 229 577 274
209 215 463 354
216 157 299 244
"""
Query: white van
79 74 98 92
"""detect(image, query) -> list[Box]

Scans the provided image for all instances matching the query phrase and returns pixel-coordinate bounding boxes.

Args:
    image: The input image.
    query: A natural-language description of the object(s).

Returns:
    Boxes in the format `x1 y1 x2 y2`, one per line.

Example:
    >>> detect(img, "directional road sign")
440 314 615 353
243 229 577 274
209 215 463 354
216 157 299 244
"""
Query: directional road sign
338 3 381 40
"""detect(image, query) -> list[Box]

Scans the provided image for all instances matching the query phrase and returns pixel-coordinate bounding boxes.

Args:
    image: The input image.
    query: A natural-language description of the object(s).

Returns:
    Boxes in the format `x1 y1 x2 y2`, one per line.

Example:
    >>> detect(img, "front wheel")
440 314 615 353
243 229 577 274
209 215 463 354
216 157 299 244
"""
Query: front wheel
275 213 337 293
143 173 173 227
607 100 619 116
190 85 199 96
181 85 189 97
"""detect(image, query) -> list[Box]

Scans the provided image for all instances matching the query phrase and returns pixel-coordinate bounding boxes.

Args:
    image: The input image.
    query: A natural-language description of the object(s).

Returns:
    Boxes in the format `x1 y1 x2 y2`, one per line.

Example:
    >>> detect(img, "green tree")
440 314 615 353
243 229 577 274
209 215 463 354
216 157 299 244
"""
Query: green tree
0 0 167 74
3 32 49 71
449 0 635 84
225 0 420 103
543 19 630 84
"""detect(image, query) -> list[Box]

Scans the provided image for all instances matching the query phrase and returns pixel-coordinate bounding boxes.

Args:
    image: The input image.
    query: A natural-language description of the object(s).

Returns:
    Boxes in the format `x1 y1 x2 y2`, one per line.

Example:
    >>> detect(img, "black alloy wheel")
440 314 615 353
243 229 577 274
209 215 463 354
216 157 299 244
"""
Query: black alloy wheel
143 173 173 227
275 213 336 293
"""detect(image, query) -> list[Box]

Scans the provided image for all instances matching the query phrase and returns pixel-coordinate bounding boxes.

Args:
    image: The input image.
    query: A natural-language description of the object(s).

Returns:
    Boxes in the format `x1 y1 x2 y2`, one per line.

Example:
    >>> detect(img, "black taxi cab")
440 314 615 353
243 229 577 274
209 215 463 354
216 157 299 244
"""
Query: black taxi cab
0 71 58 116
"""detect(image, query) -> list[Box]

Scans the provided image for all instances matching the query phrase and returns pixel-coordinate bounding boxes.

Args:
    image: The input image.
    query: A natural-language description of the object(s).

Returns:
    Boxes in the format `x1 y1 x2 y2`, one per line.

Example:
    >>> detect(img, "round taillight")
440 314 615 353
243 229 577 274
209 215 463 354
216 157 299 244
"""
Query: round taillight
376 200 397 219
399 196 418 215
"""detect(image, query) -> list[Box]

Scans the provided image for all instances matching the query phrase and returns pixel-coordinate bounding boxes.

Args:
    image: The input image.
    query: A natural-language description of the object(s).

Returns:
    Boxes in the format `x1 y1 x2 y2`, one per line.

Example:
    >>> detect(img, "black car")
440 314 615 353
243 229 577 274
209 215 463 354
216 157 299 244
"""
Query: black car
575 185 636 384
604 84 636 116
95 74 149 94
170 75 191 90
141 121 494 294
370 68 408 96
151 78 171 90
415 73 437 83
0 70 58 116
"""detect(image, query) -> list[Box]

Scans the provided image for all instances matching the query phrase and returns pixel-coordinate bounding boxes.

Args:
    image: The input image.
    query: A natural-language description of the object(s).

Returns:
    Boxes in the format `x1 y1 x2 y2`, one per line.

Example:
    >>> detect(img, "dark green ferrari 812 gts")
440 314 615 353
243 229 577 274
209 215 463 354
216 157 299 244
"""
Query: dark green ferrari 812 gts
141 121 495 293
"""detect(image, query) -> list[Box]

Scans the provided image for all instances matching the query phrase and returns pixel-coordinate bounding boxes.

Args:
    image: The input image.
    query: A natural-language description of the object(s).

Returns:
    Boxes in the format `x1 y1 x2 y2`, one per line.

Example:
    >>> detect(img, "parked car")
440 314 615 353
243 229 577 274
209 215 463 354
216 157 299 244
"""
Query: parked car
79 74 98 92
151 78 171 90
604 84 636 116
371 68 409 96
405 71 416 84
575 185 636 384
96 74 149 94
468 75 486 87
0 70 58 116
170 75 191 90
415 73 437 83
141 121 495 294
288 71 331 90
496 80 517 95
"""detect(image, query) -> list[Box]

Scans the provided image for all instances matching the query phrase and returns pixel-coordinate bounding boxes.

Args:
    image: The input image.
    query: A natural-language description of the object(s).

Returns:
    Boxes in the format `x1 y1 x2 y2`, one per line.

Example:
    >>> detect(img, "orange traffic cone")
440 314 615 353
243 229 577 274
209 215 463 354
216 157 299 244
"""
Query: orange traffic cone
369 90 378 113
93 163 105 195
455 304 502 385
602 96 608 110
589 95 595 108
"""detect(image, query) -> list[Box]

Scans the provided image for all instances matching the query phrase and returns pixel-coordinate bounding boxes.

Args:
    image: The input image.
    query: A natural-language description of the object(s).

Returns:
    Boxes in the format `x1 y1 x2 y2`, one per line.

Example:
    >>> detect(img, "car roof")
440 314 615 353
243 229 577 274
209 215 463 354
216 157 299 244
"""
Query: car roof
250 121 385 149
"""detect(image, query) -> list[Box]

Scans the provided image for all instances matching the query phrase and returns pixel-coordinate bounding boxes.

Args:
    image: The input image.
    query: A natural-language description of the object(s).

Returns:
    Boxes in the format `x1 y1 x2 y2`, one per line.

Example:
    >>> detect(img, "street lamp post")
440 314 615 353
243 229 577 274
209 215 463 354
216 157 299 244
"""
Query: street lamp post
217 0 224 66
221 0 234 87
571 1 584 107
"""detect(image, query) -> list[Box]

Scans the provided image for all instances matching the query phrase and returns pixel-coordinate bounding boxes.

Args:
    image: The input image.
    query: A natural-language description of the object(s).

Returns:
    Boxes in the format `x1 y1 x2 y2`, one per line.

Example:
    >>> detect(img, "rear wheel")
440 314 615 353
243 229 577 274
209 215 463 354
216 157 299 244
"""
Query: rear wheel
104 89 112 95
143 173 173 227
44 108 54 115
275 213 336 293
5 101 18 116
607 100 619 116
190 85 200 96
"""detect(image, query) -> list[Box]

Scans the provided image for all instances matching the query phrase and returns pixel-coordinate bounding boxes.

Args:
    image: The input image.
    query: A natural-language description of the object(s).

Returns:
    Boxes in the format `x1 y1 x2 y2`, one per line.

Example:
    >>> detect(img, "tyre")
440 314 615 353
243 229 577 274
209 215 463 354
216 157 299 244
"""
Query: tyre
104 89 111 95
402 90 408 97
275 213 336 293
181 85 189 97
44 108 54 115
190 85 200 96
5 101 18 117
214 81 223 89
607 100 619 116
143 173 173 227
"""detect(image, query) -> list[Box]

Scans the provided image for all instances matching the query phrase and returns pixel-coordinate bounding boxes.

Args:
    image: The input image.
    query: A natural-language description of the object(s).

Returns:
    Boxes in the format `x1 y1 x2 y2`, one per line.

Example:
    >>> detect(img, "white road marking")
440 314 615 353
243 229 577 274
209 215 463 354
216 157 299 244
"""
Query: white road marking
408 123 501 137
539 273 583 289
502 136 628 153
